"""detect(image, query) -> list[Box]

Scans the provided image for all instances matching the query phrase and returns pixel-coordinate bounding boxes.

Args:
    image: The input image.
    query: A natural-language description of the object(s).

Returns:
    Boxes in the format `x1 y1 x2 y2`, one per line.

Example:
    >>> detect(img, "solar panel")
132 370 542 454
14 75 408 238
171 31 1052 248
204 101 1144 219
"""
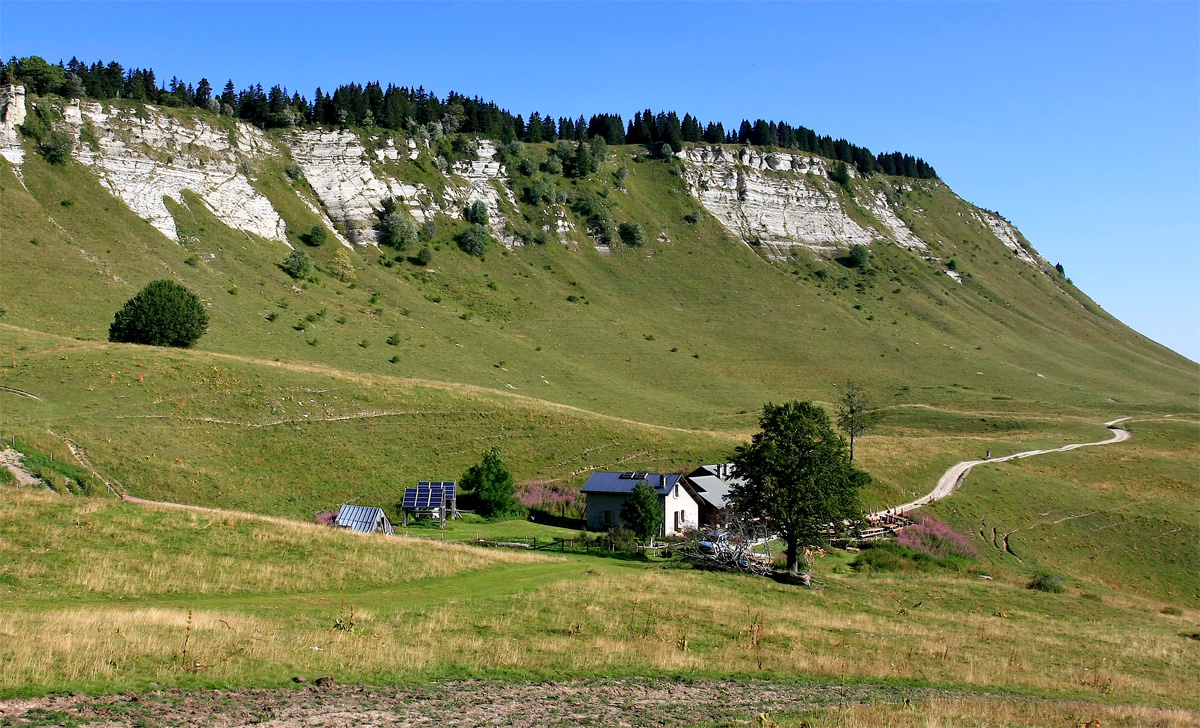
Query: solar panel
620 472 634 479
335 504 392 534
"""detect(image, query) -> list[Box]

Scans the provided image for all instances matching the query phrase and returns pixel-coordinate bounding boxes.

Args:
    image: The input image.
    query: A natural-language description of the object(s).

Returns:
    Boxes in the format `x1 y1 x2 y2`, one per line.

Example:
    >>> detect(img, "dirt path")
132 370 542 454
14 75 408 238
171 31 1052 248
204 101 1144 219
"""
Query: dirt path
892 417 1131 514
0 448 43 487
0 679 1040 728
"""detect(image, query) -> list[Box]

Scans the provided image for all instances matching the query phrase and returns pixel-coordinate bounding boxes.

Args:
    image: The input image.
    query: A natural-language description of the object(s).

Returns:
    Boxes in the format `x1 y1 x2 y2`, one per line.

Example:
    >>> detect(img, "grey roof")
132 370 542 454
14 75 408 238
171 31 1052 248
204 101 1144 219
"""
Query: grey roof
335 504 394 535
580 471 681 495
687 474 732 509
684 464 746 510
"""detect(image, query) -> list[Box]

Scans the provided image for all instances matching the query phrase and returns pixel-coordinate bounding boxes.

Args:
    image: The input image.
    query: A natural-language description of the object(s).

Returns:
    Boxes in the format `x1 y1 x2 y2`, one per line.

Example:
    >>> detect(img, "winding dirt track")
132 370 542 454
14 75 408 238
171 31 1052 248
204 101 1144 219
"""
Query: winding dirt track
892 417 1131 514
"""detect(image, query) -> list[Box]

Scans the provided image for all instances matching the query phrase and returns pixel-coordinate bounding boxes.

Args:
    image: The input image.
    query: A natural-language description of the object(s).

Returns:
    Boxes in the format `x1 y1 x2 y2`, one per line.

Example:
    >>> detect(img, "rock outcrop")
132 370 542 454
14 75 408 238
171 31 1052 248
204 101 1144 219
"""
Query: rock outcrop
976 210 1047 268
679 145 931 259
288 131 516 246
65 101 287 243
0 84 26 166
287 129 429 244
680 146 877 259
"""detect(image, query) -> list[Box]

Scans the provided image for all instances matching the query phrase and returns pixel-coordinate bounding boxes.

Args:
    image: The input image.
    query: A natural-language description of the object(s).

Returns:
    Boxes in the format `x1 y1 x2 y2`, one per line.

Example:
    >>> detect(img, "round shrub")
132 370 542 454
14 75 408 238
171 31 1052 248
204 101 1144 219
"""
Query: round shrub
618 222 646 247
458 224 491 257
1027 570 1065 593
281 249 314 279
109 279 209 348
847 244 870 268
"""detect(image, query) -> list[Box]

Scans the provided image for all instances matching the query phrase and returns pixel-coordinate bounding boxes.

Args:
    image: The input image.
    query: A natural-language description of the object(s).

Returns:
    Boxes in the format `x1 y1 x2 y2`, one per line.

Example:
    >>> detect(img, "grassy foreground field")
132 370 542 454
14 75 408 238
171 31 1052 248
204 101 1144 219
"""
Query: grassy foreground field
1 486 1197 710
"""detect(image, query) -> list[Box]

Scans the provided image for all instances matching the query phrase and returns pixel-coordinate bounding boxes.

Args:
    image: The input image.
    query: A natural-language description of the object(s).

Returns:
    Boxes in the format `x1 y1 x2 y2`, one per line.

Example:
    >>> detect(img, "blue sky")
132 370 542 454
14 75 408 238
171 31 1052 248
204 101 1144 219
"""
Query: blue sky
4 1 1198 360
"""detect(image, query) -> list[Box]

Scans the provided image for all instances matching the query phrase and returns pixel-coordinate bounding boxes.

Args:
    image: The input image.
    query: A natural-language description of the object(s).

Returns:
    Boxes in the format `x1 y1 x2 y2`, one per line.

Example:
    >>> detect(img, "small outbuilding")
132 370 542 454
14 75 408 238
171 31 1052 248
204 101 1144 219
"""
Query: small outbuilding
681 463 745 527
581 471 699 536
334 504 394 535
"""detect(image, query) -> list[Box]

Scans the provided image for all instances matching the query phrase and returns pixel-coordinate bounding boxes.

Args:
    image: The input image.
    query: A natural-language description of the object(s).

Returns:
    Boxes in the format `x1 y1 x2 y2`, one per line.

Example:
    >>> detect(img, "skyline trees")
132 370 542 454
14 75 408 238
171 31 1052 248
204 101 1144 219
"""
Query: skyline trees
4 54 937 181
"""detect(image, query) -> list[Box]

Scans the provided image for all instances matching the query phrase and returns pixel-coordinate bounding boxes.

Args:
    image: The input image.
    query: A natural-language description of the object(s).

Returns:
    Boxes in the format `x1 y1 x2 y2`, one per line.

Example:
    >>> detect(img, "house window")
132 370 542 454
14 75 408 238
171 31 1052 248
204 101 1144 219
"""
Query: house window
674 511 680 531
603 510 612 525
674 484 679 498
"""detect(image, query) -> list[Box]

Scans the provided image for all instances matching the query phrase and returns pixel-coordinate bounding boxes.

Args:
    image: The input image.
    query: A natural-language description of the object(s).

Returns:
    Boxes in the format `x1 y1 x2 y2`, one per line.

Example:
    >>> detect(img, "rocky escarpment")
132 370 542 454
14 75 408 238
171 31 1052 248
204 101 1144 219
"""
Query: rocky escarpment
287 129 431 244
975 209 1047 268
679 145 929 260
287 130 515 245
61 100 288 243
5 91 1050 272
1 85 27 166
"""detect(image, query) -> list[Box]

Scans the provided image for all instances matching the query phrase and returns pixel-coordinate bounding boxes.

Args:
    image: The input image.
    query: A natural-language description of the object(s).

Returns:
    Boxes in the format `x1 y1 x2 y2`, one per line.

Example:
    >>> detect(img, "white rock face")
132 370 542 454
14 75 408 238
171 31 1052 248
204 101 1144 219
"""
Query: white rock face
1 85 27 165
288 132 518 246
680 145 879 260
862 189 928 252
65 101 286 242
287 129 432 244
449 139 518 244
976 211 1046 267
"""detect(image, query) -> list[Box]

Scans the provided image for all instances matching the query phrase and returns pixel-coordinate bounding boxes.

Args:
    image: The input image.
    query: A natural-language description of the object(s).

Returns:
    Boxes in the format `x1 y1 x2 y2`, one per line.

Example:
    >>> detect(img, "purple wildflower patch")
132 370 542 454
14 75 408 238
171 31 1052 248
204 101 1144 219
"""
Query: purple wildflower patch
315 511 337 526
517 482 583 516
897 515 977 559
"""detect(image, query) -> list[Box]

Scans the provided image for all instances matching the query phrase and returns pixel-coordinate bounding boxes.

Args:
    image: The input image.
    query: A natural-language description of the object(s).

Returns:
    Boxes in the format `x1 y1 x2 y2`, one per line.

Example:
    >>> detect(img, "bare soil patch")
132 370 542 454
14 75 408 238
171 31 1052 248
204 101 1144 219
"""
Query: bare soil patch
0 679 987 727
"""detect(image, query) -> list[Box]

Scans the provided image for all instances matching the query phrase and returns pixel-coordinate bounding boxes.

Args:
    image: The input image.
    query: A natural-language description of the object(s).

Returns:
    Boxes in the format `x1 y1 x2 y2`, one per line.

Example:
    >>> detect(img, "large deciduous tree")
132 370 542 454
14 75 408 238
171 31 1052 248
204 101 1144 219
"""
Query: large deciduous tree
729 401 868 575
462 447 516 517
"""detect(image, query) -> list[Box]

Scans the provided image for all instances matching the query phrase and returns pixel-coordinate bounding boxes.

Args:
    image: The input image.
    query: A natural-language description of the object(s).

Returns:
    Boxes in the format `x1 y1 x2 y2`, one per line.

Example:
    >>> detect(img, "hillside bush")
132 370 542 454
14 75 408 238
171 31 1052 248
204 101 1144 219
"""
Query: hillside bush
457 224 490 257
413 245 433 266
1028 570 1065 593
847 244 870 268
281 250 313 279
618 222 646 247
109 279 209 348
420 218 437 242
304 225 326 246
464 200 489 226
379 206 418 250
330 248 355 282
40 130 74 165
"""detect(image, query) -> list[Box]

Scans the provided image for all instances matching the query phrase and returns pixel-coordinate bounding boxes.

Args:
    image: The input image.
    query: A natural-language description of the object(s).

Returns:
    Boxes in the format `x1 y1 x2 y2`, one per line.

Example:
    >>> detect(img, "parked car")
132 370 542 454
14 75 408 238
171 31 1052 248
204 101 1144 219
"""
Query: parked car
699 531 730 554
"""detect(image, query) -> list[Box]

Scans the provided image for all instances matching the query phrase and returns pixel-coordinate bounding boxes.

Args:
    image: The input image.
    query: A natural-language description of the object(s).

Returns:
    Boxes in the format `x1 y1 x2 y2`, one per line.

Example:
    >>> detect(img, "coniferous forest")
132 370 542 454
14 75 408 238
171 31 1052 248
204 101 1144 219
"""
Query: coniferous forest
3 54 938 180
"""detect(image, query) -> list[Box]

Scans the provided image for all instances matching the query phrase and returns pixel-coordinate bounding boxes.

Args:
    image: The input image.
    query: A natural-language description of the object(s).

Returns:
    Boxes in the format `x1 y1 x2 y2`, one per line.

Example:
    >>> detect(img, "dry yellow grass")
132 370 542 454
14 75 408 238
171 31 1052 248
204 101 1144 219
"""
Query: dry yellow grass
0 489 548 599
3 565 1196 706
789 696 1200 727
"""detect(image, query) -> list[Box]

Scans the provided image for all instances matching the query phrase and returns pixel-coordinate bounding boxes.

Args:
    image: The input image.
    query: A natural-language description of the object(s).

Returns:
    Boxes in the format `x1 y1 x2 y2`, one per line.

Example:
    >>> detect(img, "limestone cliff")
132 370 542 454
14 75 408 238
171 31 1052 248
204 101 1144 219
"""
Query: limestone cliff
3 93 1051 276
679 145 925 260
1 85 27 166
57 100 287 242
286 131 515 246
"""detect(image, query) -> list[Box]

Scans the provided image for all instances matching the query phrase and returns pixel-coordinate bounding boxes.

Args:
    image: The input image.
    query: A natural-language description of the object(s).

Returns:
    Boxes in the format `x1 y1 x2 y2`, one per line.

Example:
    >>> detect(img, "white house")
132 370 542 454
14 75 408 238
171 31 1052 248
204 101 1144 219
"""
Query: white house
580 471 700 537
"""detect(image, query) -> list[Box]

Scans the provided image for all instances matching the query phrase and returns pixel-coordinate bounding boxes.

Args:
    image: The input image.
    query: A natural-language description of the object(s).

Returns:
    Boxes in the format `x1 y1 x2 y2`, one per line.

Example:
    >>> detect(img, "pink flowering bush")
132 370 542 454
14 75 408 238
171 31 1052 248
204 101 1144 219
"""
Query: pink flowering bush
897 515 977 559
518 482 583 517
315 511 337 527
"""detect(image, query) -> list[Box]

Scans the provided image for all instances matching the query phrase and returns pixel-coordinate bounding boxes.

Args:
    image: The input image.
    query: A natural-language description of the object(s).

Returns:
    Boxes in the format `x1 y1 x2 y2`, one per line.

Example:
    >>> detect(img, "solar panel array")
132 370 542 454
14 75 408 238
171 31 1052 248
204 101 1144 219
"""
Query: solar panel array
402 481 457 509
619 472 649 480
